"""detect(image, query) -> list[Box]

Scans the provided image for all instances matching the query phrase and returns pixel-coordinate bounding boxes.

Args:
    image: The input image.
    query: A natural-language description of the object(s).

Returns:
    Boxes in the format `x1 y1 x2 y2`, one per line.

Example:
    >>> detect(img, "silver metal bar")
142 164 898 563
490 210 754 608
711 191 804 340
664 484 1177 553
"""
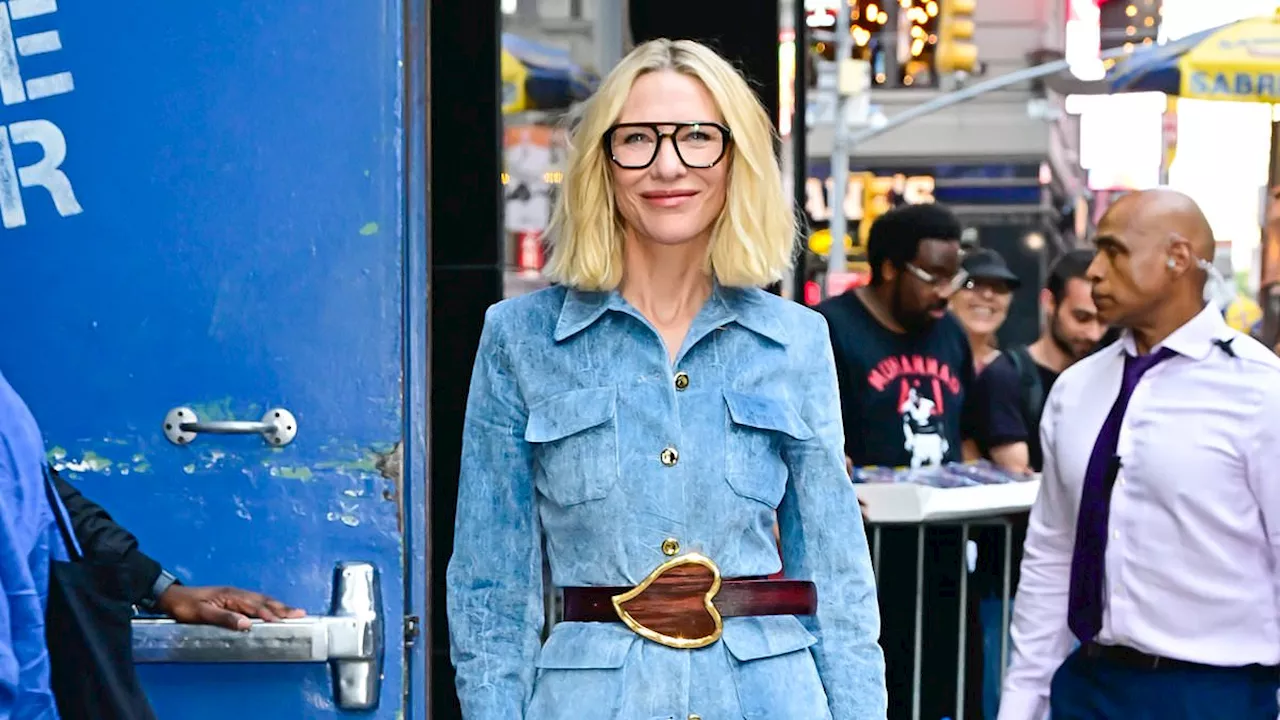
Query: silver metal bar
850 44 1147 147
163 406 298 446
180 420 275 435
912 524 924 720
133 561 382 711
133 617 342 663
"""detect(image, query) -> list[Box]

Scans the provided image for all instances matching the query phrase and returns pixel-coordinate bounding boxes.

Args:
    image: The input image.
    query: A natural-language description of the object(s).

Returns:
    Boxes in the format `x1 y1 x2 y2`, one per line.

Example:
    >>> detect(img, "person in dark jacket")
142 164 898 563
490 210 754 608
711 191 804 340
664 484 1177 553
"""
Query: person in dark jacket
51 469 303 630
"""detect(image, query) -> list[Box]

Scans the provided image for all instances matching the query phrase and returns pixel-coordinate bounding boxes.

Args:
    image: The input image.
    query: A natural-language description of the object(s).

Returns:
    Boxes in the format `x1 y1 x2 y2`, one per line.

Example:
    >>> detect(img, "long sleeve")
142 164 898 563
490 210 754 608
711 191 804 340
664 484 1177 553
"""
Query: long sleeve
0 375 59 720
777 313 887 719
1246 380 1280 640
0 496 22 720
0 487 54 720
998 388 1076 720
445 306 544 719
52 468 161 604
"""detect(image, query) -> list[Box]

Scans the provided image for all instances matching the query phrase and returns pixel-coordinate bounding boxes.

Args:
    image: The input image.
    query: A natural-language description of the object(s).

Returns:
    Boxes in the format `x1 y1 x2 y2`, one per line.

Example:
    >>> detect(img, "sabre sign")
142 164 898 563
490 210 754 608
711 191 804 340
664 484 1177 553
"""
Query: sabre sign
0 0 82 230
1187 70 1279 102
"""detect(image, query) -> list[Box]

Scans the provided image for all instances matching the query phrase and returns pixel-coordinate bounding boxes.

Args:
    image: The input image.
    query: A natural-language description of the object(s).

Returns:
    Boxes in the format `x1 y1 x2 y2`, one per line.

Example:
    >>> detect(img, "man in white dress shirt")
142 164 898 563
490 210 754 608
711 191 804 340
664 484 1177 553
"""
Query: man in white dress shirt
999 189 1280 719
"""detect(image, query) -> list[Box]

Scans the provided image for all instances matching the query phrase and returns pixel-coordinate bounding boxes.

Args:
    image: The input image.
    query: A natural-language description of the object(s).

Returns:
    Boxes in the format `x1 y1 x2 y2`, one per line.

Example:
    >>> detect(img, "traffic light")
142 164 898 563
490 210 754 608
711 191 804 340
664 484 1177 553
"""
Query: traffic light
936 0 979 74
858 173 890 246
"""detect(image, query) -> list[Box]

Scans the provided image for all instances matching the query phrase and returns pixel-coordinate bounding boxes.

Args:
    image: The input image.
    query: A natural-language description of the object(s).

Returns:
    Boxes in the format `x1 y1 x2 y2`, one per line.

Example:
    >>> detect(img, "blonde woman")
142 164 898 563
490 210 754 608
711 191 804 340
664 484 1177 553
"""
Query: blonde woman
446 39 885 719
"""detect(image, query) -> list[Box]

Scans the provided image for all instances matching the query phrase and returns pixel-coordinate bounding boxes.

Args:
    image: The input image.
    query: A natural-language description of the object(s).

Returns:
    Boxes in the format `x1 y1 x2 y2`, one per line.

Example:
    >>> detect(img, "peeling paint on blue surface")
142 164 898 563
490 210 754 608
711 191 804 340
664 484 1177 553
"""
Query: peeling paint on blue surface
0 1 417 716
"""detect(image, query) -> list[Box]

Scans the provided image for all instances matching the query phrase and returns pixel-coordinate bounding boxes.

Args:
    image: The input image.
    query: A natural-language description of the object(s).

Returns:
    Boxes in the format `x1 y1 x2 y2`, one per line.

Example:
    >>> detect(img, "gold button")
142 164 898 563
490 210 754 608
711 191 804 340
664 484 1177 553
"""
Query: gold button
674 371 690 390
688 715 702 720
662 538 681 556
660 446 679 467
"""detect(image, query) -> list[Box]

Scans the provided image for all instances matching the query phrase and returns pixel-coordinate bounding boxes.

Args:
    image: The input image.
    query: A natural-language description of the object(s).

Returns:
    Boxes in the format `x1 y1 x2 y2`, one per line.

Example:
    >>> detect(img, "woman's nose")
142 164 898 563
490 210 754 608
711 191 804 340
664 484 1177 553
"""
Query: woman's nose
650 137 685 177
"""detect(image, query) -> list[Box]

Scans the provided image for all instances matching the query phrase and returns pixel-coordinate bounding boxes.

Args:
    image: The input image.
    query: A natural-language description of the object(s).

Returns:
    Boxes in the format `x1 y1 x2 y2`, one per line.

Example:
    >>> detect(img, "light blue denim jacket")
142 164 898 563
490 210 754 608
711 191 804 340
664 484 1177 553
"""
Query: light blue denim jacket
447 283 887 720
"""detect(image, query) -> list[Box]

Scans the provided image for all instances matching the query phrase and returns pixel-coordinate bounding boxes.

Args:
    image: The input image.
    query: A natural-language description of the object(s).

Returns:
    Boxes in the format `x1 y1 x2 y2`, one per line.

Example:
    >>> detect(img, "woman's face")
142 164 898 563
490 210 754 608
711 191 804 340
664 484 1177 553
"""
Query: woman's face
950 277 1012 338
607 71 729 249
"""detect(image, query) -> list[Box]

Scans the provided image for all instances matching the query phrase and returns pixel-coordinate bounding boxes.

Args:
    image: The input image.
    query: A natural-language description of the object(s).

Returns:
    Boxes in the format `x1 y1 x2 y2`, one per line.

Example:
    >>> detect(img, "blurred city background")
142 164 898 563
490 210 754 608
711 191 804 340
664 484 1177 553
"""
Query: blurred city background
493 0 1280 347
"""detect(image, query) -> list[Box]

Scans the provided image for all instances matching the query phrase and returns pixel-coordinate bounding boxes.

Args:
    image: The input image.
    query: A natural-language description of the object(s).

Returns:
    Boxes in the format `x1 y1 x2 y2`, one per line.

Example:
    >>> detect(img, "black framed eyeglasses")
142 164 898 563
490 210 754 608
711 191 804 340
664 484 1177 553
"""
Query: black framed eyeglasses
602 122 732 170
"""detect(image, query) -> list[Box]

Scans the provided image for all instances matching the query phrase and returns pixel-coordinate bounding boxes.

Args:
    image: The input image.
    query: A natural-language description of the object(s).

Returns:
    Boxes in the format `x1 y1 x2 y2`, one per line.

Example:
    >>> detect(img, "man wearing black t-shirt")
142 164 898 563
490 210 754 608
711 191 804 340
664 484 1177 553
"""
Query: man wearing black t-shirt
968 249 1105 472
818 203 976 469
818 203 980 720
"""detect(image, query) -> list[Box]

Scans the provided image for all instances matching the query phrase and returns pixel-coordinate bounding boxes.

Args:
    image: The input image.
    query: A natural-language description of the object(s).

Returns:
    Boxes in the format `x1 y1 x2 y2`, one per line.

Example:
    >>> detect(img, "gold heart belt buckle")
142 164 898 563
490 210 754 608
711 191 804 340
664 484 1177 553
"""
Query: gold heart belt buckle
610 553 724 650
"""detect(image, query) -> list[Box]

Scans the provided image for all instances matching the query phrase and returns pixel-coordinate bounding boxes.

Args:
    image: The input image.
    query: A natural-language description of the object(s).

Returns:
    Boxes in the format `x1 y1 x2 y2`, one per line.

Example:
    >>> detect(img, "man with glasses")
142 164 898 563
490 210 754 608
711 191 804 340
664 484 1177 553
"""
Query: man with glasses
817 202 982 720
817 202 976 472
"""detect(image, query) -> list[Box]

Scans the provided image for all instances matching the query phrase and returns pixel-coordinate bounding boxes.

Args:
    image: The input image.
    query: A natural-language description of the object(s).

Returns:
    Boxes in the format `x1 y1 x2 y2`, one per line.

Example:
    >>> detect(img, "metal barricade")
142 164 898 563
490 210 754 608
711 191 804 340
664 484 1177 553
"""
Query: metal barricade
868 514 1018 720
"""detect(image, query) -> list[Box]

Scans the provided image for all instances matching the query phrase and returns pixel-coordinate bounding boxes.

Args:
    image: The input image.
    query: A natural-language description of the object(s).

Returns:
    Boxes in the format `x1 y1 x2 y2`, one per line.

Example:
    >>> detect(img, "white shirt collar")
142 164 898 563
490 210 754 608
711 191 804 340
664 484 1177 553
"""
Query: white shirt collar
1119 303 1232 361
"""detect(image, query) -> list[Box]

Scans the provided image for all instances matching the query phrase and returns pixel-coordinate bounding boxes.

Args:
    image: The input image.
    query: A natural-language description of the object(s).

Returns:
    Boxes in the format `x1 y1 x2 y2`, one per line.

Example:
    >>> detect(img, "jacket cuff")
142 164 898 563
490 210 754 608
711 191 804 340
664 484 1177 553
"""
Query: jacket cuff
121 549 164 605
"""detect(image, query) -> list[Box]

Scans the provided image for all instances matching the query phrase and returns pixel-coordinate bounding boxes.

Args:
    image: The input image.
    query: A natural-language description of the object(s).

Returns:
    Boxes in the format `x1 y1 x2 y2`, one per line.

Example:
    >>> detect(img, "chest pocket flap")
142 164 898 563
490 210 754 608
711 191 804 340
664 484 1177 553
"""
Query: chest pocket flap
535 622 635 669
723 390 813 508
724 390 813 441
526 386 617 443
721 615 818 662
525 386 619 507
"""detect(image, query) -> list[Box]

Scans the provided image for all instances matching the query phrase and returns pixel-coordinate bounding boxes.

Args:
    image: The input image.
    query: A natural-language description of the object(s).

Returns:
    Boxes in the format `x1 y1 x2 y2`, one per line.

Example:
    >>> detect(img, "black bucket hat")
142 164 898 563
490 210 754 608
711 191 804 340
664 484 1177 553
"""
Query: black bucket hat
961 248 1021 290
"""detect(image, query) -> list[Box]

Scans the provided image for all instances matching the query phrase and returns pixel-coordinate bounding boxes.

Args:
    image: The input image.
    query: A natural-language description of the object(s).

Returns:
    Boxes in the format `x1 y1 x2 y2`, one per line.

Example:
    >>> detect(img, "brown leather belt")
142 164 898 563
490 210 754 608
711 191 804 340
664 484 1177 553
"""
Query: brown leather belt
559 553 816 649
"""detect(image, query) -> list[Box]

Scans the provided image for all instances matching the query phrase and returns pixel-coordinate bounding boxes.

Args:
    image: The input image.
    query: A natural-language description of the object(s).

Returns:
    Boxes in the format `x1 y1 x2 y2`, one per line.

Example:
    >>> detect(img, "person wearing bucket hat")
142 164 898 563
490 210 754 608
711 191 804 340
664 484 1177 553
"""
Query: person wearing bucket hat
951 248 1021 374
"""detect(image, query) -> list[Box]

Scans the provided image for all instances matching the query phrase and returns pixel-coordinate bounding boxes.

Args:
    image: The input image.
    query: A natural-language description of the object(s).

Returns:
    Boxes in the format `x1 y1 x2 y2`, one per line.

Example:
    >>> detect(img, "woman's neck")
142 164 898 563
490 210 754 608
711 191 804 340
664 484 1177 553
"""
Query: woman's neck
618 232 713 327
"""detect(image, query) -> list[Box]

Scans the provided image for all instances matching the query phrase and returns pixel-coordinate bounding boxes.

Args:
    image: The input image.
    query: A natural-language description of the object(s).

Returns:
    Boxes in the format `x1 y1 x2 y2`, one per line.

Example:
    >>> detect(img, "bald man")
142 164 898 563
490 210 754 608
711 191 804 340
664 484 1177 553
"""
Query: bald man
999 189 1280 720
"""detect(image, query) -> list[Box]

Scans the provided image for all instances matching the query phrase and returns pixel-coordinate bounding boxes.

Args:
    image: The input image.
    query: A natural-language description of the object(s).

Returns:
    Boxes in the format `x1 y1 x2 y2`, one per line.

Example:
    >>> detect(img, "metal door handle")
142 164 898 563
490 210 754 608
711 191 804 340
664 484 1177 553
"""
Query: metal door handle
133 562 383 711
163 406 298 446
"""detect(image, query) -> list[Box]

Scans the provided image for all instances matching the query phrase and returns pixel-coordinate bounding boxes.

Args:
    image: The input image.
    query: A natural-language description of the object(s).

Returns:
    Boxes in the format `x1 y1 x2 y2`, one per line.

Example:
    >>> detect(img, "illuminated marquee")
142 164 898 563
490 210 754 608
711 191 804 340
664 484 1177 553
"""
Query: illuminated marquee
804 173 936 223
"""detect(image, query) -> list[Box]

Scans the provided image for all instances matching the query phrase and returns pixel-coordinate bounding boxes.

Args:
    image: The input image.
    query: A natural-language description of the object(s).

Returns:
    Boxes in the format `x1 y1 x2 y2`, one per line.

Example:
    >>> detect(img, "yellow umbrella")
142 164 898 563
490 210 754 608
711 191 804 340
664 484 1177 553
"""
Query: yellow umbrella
1109 9 1280 103
501 48 529 115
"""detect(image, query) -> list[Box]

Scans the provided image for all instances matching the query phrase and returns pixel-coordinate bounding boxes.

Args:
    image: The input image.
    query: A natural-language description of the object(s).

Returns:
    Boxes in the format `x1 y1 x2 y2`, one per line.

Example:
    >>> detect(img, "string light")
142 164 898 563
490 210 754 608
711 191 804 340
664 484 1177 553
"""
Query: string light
807 0 942 87
1101 0 1162 52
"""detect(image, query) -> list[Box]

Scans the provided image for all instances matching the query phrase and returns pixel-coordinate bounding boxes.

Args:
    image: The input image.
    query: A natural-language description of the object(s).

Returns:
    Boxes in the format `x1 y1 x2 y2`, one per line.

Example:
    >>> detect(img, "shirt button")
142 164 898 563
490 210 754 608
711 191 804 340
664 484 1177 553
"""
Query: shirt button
662 538 681 556
688 715 702 720
660 446 679 467
674 371 690 391
1113 530 1121 540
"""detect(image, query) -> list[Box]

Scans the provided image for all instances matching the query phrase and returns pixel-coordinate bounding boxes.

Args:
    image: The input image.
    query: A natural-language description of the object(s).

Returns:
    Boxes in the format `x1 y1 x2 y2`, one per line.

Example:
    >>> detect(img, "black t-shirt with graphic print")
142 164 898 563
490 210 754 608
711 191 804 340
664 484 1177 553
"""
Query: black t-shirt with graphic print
817 290 977 468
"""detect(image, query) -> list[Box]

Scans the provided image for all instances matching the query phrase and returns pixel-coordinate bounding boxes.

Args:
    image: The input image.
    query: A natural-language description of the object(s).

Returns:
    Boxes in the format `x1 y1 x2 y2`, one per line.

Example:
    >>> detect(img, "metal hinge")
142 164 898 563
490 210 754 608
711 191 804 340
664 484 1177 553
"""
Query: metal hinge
404 615 421 646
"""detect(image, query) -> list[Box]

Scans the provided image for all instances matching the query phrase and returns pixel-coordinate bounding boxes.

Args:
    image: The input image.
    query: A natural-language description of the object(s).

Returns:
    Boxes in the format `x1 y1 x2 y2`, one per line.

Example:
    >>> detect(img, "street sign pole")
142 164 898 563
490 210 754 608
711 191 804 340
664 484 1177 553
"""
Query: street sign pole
824 0 854 296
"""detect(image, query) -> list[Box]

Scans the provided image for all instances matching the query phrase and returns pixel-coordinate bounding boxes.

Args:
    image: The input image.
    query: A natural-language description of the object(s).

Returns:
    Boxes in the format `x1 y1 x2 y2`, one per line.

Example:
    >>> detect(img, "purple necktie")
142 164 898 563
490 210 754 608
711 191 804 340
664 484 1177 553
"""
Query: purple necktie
1067 347 1177 643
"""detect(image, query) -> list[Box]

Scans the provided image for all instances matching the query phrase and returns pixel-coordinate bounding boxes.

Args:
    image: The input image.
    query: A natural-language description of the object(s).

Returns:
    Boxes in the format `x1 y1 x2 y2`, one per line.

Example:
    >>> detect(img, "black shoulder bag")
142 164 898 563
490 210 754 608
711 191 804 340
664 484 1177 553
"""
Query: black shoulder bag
42 465 158 720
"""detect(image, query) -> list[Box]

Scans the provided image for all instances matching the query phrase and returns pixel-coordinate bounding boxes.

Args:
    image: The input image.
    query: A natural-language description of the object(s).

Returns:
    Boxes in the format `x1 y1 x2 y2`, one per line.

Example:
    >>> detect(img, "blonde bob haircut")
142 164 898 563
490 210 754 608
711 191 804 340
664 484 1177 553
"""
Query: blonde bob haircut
543 38 797 291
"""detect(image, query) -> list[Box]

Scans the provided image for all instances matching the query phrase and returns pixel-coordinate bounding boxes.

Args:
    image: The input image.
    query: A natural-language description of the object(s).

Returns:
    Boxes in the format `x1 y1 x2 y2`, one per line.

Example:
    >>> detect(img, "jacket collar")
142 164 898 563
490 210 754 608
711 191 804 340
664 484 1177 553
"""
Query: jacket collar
553 282 790 346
